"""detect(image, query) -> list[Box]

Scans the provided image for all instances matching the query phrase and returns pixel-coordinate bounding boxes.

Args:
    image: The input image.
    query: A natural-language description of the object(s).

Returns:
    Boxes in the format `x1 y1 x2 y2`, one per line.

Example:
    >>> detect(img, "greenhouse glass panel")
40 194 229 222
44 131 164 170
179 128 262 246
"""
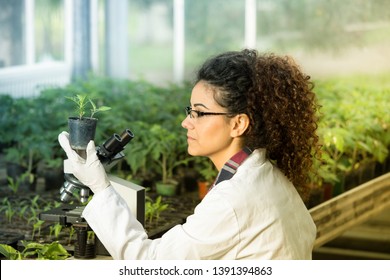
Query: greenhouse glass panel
255 0 390 79
184 0 245 80
0 0 26 67
34 0 65 63
128 0 174 83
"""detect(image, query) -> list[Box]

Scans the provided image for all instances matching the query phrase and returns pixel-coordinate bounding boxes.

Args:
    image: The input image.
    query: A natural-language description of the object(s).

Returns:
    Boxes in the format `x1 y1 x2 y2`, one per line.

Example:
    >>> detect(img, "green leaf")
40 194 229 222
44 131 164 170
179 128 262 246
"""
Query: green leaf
43 242 71 260
0 244 22 260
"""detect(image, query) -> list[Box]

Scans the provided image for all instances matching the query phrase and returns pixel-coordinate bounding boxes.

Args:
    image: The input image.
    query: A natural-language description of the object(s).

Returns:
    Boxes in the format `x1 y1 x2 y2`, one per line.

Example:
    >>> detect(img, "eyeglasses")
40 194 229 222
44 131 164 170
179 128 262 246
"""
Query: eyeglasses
185 106 230 119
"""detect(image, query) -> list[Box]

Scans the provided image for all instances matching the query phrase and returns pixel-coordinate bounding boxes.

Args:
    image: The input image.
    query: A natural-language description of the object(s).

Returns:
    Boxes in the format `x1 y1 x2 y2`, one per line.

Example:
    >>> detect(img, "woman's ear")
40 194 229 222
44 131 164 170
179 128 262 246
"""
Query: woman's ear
230 114 250 138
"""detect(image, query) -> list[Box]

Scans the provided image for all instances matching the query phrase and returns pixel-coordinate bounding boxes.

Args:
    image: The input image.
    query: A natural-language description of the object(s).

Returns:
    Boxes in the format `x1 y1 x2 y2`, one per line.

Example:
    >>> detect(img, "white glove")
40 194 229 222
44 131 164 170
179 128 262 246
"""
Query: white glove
58 131 110 194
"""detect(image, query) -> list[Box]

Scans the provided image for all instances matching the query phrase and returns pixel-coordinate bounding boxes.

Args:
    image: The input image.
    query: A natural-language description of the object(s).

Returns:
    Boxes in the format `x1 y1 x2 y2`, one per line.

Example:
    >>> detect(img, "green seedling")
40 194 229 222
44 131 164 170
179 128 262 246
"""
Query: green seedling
18 205 28 220
68 226 76 245
89 98 111 118
30 195 41 210
3 200 16 223
6 172 32 194
27 208 38 225
32 219 45 240
0 241 71 260
87 231 95 244
66 94 111 119
6 176 19 194
49 223 63 240
145 196 169 224
54 223 62 239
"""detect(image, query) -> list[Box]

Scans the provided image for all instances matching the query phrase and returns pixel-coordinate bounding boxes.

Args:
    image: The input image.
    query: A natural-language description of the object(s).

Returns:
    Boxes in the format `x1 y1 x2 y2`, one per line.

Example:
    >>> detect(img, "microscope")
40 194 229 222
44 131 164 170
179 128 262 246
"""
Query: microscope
39 128 145 258
60 128 135 203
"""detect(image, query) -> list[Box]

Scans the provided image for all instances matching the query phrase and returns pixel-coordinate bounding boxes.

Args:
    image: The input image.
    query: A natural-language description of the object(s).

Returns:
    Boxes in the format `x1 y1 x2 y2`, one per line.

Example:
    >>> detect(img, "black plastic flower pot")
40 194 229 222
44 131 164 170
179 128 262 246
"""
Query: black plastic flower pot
73 227 96 259
68 117 97 151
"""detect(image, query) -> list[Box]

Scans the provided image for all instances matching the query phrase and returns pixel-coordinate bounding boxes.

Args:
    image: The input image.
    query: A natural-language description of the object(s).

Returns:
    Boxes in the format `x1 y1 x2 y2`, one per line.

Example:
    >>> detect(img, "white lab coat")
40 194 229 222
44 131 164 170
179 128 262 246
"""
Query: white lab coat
82 149 316 259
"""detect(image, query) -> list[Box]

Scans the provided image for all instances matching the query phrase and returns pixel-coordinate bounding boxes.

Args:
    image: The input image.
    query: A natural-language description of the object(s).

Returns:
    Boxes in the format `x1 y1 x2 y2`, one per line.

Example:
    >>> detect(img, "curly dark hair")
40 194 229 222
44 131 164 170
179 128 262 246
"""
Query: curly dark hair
196 49 320 197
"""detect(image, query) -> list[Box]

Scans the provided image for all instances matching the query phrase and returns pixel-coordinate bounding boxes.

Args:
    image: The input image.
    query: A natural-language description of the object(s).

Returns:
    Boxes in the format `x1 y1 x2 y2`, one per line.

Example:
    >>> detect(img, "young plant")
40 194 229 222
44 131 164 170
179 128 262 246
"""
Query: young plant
26 196 42 226
6 176 20 194
87 231 95 244
53 223 63 240
31 219 45 240
0 241 71 260
148 124 192 184
0 198 9 221
0 244 22 260
41 200 62 212
30 194 41 210
66 94 111 119
1 200 16 223
49 223 63 240
18 205 29 221
68 226 76 245
6 172 33 194
145 196 169 224
27 206 45 240
66 95 89 119
195 157 217 183
89 98 111 118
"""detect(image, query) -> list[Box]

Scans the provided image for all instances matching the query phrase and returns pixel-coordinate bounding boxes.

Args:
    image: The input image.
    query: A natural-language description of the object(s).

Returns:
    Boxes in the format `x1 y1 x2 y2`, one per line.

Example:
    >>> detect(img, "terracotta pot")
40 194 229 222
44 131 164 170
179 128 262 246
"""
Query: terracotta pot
198 181 210 200
322 182 333 201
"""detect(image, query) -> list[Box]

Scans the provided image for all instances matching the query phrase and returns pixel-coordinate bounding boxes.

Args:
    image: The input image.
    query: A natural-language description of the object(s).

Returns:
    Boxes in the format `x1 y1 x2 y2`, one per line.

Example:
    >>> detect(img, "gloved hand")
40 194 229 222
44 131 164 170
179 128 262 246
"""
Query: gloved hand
58 131 110 194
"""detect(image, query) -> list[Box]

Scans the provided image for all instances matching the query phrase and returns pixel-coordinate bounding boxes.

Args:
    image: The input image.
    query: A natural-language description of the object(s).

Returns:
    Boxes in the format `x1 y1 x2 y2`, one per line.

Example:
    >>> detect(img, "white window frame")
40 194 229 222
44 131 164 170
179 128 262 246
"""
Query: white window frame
0 0 99 98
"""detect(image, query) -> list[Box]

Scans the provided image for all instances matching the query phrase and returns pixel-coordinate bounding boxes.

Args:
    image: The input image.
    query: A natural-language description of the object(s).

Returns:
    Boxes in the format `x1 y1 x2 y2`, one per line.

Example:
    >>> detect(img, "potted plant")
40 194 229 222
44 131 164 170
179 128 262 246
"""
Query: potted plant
147 124 190 196
194 157 217 199
122 121 156 188
66 94 111 152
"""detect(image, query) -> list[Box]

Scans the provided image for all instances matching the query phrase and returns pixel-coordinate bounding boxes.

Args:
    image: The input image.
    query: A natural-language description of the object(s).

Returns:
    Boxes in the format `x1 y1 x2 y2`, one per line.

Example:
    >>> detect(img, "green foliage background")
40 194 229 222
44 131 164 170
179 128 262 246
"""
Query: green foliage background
1 73 389 194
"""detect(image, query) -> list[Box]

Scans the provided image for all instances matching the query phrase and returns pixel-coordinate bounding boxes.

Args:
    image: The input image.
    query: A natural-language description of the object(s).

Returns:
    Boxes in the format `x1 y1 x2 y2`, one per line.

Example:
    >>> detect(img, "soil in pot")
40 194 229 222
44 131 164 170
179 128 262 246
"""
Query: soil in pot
68 117 97 151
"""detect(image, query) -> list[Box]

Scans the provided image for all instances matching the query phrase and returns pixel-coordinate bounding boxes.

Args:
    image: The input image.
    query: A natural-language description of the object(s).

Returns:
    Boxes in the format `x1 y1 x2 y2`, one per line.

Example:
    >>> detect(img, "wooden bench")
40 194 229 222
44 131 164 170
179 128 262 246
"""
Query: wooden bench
310 173 390 249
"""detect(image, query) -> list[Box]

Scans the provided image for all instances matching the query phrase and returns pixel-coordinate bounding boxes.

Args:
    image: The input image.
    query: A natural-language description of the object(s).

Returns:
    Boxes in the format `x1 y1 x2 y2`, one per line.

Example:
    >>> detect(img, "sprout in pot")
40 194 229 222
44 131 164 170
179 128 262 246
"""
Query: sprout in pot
66 95 111 156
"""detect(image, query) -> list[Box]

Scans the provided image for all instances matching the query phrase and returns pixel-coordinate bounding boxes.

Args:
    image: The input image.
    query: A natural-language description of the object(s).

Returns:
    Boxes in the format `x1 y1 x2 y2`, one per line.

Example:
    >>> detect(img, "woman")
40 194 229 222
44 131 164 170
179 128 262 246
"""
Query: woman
58 49 320 259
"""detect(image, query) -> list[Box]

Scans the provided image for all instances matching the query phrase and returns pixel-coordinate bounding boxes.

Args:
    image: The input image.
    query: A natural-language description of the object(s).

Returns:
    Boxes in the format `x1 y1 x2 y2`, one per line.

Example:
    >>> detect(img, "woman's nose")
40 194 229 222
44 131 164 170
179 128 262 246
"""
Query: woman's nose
181 115 193 129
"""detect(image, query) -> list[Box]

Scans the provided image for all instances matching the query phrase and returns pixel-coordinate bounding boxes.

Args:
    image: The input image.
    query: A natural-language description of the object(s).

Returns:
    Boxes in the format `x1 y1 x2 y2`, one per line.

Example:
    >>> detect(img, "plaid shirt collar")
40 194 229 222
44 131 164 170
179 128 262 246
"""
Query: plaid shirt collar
211 146 253 189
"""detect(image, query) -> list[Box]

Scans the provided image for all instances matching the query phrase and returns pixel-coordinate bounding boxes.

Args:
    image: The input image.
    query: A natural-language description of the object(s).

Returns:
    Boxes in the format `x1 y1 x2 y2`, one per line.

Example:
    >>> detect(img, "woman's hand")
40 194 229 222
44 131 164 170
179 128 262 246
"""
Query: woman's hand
58 131 110 194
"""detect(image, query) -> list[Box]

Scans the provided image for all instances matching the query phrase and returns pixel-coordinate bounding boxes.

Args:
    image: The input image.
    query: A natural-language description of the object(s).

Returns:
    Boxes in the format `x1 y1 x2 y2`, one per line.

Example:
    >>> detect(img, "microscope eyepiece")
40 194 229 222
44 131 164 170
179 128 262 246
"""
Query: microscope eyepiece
97 128 134 164
120 129 134 145
103 133 123 154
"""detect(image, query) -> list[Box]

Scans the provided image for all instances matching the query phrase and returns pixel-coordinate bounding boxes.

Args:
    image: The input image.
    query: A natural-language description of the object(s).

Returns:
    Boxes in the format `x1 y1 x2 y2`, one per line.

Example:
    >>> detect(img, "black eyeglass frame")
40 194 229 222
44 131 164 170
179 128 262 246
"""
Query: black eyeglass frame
185 106 230 119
